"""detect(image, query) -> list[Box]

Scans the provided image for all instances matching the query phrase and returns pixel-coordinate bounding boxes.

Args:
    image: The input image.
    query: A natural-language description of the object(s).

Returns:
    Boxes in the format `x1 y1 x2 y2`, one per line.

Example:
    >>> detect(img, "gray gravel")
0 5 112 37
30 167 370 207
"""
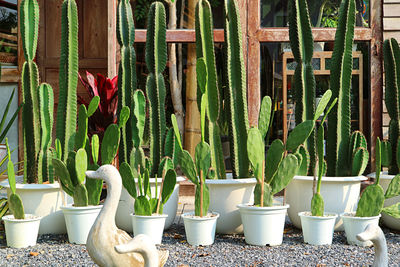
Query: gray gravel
0 221 399 266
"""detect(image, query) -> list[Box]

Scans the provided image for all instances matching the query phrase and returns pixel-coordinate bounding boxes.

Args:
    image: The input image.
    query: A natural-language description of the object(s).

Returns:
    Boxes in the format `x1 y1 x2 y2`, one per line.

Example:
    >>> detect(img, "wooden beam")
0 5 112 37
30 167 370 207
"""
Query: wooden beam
108 0 117 78
134 29 224 43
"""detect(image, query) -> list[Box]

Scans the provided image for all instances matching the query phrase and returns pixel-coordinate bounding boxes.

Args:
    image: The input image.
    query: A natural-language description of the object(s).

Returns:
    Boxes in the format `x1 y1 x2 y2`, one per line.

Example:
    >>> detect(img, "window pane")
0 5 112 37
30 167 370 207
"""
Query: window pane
0 0 17 66
260 0 370 28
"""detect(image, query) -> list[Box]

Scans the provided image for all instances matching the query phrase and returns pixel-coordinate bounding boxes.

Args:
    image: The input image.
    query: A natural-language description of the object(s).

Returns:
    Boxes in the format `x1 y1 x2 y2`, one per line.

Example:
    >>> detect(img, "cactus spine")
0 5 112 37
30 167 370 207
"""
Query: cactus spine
56 0 79 162
146 2 167 176
383 38 400 174
224 0 249 178
116 0 137 164
288 0 316 172
20 0 54 183
195 0 226 179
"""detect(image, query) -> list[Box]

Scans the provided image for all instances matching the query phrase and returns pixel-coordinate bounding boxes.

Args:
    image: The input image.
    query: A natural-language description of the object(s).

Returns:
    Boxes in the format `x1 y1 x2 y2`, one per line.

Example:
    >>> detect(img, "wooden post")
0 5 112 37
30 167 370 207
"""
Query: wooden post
108 0 118 78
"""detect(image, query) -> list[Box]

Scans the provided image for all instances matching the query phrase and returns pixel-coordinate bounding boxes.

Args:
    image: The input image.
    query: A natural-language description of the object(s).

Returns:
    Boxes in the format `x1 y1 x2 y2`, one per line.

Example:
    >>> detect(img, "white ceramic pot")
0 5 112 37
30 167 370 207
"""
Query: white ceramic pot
3 214 41 248
0 177 73 234
205 175 257 234
286 175 366 231
61 204 102 244
237 203 289 246
116 177 184 232
298 211 338 245
182 212 219 246
368 172 400 230
131 213 167 245
341 212 381 247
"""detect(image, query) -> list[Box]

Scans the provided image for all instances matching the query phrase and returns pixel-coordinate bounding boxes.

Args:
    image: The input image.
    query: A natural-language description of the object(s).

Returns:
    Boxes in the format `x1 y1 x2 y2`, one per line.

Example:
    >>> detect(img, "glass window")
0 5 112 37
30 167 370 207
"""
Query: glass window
0 0 17 66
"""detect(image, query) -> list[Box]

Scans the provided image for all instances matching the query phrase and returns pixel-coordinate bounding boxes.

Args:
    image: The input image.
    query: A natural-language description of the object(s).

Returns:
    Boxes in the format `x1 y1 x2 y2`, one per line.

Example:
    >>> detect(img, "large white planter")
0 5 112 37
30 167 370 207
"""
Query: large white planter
131 213 167 245
3 214 41 248
116 177 184 232
182 212 219 246
0 177 73 234
341 212 381 247
298 211 338 245
368 172 400 231
61 204 102 244
286 175 366 231
238 203 289 246
205 175 257 234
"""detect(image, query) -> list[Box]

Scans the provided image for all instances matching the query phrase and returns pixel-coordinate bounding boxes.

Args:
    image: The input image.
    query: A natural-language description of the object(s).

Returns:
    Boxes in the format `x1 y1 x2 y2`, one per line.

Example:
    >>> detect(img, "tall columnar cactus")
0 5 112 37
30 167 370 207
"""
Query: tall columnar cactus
195 0 226 179
116 0 137 164
383 38 400 174
56 0 79 162
224 0 249 178
288 0 316 172
146 2 167 177
20 0 54 183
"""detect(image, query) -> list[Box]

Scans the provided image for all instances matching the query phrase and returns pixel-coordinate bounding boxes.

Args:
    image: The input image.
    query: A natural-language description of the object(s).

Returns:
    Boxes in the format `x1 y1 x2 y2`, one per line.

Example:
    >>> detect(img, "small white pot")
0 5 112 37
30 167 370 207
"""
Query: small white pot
238 203 289 246
3 214 42 248
182 212 219 246
1 177 73 234
131 213 168 245
368 172 400 231
116 177 184 232
205 175 257 234
286 175 366 231
61 204 102 244
298 211 338 245
341 212 381 247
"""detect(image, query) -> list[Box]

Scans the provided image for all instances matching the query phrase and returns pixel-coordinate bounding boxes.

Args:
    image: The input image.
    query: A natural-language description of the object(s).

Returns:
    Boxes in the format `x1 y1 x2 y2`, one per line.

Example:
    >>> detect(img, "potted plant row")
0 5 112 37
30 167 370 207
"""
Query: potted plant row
286 0 368 231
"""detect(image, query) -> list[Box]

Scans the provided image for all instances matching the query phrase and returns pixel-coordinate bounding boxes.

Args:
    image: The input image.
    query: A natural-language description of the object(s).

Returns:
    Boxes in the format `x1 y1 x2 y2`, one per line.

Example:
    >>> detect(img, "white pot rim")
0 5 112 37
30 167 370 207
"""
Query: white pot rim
367 171 395 180
205 178 257 185
60 204 102 211
340 212 381 220
131 213 168 219
298 211 338 219
2 214 42 222
0 177 61 189
294 175 367 182
0 144 5 148
182 211 219 221
135 176 185 183
237 203 290 211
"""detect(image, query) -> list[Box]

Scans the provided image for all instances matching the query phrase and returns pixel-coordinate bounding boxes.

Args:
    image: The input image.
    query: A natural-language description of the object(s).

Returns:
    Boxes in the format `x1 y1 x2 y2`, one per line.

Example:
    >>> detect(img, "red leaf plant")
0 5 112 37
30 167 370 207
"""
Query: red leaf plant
78 71 118 140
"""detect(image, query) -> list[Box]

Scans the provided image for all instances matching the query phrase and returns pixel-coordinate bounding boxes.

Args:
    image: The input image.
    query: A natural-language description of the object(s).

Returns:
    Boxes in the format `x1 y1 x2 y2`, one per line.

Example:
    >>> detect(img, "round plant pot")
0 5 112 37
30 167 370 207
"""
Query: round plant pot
286 175 366 231
131 213 168 245
368 172 400 231
341 212 381 247
205 175 257 234
116 177 184 232
3 214 41 248
298 211 338 245
61 204 102 244
237 203 289 246
182 212 219 246
0 177 73 234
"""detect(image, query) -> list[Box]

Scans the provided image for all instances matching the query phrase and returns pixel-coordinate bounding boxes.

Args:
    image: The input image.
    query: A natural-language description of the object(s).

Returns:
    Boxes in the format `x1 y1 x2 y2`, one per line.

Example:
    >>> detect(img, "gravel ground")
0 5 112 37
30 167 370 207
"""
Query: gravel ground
0 222 399 266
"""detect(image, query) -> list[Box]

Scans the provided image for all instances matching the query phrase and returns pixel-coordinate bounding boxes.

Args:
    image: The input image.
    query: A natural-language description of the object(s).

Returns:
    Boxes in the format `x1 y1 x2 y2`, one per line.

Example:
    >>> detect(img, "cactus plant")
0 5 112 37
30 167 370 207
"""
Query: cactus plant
288 0 317 173
224 0 249 178
195 0 226 179
383 38 400 174
356 137 400 218
5 139 24 219
116 0 137 164
20 0 55 183
146 2 167 177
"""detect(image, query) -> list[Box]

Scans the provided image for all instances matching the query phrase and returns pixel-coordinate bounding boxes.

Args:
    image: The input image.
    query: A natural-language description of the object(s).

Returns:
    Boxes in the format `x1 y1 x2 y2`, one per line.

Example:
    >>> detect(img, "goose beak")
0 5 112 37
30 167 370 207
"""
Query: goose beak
86 170 98 179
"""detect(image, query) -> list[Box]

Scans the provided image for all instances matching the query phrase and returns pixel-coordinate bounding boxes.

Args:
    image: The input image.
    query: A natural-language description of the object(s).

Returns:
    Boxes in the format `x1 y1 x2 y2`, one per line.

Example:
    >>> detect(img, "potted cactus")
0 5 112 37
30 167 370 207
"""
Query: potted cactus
119 160 176 245
286 0 368 231
172 96 220 246
342 137 400 246
298 96 339 245
2 139 42 248
237 93 318 246
115 1 183 232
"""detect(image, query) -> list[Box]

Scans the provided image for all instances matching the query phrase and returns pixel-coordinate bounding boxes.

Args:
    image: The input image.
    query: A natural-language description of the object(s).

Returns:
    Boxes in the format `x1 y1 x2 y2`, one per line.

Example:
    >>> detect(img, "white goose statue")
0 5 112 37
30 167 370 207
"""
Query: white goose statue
85 165 169 267
356 224 388 267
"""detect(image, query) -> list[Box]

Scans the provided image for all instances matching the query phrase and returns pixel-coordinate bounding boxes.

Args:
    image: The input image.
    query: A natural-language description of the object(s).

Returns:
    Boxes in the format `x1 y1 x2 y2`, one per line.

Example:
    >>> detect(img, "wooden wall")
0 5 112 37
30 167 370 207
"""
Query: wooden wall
383 0 400 138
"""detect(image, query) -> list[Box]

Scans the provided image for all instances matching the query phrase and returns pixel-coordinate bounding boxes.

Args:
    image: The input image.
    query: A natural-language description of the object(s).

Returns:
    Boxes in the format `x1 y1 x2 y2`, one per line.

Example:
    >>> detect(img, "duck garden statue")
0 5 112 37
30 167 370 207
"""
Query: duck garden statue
356 224 388 267
85 165 169 267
